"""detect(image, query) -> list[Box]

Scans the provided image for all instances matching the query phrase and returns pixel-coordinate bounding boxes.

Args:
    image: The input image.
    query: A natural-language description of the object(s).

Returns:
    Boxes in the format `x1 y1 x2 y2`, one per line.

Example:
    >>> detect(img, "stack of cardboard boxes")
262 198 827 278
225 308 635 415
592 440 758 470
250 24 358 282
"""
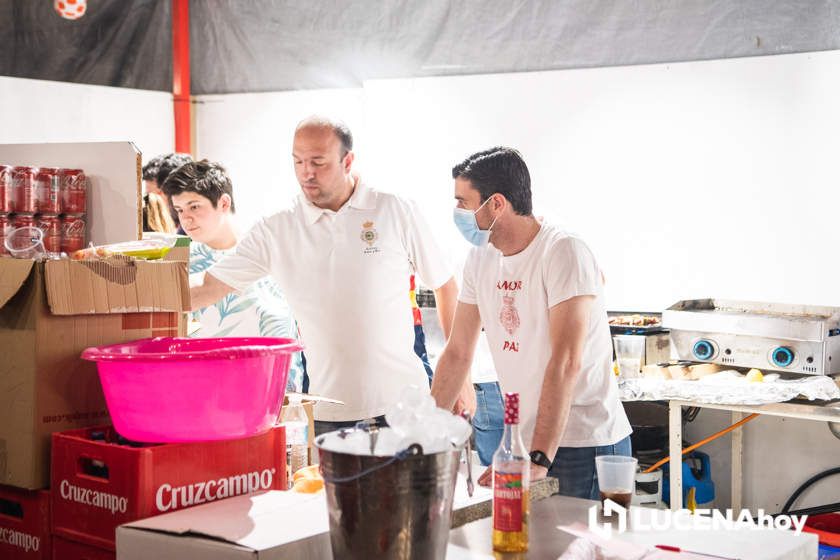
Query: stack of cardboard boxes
0 254 192 559
0 143 321 560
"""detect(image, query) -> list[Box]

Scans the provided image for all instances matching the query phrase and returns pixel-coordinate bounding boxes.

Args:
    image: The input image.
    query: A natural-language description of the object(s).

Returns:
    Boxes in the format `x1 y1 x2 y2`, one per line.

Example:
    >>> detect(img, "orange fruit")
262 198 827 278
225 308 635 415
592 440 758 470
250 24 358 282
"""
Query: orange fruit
292 477 324 493
292 464 321 482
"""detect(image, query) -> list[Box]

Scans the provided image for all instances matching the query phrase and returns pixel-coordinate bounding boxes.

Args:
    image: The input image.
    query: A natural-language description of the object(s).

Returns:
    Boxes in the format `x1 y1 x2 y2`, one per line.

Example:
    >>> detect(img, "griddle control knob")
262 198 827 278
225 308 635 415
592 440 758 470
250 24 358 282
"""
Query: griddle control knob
692 339 716 361
771 346 795 368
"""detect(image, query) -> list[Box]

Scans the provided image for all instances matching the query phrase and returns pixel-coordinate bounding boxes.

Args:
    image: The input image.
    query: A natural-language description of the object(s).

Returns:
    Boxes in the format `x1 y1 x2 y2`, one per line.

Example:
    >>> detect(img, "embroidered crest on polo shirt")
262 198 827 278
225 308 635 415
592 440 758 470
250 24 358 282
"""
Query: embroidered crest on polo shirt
360 220 380 254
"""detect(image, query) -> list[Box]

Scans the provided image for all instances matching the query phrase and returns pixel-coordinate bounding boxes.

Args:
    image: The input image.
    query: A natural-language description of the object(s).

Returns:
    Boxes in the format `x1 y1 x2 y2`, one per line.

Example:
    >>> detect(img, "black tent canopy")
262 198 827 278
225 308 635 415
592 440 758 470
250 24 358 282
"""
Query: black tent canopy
2 0 839 94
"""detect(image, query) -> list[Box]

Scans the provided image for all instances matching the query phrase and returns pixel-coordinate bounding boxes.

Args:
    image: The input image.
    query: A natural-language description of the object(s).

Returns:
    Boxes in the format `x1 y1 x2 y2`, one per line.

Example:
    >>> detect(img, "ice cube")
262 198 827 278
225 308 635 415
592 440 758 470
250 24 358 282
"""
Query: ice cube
373 427 409 456
399 384 430 411
444 414 471 447
385 401 412 432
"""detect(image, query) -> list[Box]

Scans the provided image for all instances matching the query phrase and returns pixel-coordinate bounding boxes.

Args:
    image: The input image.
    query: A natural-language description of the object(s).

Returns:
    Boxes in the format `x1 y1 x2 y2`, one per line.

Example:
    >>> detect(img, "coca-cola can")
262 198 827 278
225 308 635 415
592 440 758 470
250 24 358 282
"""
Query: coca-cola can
13 166 38 213
0 213 9 255
37 167 62 214
0 165 15 213
61 169 87 214
12 213 37 229
39 213 62 253
61 213 86 253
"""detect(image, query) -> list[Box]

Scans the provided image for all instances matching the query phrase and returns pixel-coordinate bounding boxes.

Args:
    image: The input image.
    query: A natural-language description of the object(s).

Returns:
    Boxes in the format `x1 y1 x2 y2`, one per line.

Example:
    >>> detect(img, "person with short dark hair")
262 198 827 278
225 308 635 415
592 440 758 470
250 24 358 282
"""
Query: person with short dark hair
431 147 632 498
163 160 304 391
189 116 461 435
155 153 193 189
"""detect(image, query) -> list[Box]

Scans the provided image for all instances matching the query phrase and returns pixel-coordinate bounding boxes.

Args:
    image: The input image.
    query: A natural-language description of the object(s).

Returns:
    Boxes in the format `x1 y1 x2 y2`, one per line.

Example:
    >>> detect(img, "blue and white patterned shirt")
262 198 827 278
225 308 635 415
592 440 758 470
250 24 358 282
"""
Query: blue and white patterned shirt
189 241 305 392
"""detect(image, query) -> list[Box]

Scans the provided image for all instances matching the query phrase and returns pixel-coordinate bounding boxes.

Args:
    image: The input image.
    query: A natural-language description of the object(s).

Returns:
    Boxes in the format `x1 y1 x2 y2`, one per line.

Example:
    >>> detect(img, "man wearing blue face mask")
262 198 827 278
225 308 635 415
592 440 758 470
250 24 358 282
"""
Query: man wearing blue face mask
432 147 632 499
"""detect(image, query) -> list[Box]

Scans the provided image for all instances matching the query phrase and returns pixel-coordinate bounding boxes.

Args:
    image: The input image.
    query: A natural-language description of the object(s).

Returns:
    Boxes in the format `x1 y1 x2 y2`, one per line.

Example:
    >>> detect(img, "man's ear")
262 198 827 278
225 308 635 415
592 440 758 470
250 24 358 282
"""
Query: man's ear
220 193 233 212
491 193 507 213
343 150 355 173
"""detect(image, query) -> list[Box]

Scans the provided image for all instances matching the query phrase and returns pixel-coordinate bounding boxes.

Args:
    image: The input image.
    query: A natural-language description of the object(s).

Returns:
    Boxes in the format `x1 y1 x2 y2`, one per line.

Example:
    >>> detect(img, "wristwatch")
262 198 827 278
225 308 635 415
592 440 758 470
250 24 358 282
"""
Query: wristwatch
529 450 552 469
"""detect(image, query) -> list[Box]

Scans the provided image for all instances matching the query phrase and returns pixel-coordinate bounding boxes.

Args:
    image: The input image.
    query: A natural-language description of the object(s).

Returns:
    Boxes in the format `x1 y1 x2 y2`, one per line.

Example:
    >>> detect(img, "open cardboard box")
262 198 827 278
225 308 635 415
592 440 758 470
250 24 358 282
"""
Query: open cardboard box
117 490 331 560
116 469 500 559
0 257 189 488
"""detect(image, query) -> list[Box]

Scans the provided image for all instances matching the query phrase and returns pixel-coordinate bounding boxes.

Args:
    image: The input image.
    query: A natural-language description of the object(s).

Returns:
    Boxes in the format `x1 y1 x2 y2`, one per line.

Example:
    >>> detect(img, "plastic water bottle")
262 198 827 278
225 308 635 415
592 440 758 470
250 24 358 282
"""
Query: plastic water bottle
281 395 309 487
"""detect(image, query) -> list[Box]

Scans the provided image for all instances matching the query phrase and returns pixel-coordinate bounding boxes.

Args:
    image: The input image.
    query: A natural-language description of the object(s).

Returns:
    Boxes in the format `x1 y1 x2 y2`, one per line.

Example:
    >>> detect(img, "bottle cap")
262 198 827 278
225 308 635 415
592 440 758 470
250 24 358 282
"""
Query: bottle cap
504 392 520 425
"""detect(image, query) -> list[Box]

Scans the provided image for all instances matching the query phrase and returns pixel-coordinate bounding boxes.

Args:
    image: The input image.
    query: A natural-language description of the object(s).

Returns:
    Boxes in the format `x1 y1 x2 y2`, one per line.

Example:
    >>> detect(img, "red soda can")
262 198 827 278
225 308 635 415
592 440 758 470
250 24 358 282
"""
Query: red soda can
13 166 38 213
61 213 86 253
39 213 62 253
0 213 9 255
12 213 37 229
61 169 87 213
37 167 62 214
0 165 14 212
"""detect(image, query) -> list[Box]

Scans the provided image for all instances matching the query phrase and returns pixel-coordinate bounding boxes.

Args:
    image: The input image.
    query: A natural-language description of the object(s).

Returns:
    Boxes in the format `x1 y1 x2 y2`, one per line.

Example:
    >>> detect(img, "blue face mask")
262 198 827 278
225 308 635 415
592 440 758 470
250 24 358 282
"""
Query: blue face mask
453 197 498 247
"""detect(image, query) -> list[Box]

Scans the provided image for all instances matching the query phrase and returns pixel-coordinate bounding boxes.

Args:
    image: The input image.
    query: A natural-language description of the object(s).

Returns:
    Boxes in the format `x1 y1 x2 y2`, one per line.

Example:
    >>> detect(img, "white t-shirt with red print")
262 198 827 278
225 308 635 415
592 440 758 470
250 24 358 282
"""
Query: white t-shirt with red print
459 222 631 448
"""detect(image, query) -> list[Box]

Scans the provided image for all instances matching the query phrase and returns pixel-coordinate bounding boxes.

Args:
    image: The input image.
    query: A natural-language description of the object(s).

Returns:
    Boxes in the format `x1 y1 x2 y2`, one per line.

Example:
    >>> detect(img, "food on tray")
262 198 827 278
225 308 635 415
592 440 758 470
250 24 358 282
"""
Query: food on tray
667 364 691 380
687 363 722 380
642 364 671 379
70 239 174 261
746 368 764 383
70 246 113 260
609 314 660 327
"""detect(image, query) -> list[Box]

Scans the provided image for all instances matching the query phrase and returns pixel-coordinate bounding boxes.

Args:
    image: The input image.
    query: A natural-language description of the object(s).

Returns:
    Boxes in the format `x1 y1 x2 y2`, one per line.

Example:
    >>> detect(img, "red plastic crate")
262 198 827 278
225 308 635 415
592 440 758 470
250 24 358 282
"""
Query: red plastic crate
51 425 286 551
0 485 51 560
52 537 114 560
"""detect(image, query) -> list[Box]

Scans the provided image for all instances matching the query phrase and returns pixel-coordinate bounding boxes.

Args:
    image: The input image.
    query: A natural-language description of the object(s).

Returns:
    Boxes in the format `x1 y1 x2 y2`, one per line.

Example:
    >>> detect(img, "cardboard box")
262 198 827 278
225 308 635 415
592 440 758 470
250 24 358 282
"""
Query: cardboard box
51 425 287 551
116 469 495 560
0 257 189 489
0 484 51 560
52 537 114 560
117 490 331 560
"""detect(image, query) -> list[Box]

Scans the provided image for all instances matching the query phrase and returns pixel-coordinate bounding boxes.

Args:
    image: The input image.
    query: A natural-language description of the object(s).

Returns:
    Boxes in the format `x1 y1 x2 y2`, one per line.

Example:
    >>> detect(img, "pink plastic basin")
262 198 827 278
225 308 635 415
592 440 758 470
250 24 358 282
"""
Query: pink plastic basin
81 337 304 443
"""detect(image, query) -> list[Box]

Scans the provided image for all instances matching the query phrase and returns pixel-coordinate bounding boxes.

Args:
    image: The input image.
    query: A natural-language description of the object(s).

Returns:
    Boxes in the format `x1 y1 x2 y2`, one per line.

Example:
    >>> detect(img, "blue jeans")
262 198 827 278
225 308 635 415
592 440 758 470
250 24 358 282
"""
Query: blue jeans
548 435 633 500
413 324 434 385
472 382 505 466
314 415 388 438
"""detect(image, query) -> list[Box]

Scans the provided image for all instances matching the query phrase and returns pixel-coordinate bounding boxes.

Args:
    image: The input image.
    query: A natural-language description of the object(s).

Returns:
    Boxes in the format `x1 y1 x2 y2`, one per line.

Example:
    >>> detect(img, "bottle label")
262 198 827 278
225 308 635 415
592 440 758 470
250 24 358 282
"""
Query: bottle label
493 472 524 532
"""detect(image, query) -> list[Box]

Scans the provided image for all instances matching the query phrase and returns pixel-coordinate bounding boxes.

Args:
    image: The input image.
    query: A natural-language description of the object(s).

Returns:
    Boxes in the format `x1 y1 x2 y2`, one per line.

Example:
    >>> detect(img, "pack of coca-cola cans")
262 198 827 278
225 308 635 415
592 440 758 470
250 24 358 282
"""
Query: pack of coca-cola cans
0 165 87 256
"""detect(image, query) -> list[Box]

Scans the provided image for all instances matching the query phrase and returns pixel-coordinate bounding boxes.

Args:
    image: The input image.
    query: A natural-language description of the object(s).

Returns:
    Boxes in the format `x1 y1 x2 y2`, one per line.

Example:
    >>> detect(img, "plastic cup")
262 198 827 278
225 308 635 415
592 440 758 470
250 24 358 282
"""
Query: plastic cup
595 455 638 510
613 335 645 379
5 226 46 259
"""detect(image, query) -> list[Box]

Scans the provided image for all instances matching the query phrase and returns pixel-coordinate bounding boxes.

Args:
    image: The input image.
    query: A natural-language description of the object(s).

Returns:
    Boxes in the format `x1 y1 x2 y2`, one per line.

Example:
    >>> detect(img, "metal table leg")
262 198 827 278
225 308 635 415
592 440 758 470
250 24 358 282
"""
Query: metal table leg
731 411 744 512
669 401 683 511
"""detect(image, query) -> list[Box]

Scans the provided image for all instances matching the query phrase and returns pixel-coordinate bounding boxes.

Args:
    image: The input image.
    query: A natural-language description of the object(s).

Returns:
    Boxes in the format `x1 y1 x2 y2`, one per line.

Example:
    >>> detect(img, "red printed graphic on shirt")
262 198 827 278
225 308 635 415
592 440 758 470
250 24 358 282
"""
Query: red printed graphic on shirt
499 294 520 336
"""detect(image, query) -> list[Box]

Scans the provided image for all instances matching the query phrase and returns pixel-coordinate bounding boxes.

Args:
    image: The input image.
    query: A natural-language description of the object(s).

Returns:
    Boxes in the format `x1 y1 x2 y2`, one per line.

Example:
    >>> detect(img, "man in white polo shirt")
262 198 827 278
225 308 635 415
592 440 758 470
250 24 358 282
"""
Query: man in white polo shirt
431 147 631 500
190 116 460 434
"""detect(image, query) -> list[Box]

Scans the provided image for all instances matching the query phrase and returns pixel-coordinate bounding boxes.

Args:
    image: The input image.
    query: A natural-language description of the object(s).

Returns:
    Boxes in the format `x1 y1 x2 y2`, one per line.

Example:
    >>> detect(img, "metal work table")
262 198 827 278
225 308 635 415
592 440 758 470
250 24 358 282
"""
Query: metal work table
668 398 840 511
448 494 594 559
447 492 817 559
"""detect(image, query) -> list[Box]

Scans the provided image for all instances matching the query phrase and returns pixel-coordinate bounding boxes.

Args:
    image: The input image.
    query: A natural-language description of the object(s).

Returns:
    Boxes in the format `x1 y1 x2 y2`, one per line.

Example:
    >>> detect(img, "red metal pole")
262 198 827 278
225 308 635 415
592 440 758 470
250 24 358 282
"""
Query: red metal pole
172 0 191 153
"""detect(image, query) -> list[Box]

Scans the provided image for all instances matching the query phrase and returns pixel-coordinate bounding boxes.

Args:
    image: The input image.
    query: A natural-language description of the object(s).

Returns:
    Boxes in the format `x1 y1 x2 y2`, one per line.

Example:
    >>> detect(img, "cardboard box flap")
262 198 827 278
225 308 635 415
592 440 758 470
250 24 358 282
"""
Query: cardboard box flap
122 491 329 551
44 258 190 315
0 258 35 309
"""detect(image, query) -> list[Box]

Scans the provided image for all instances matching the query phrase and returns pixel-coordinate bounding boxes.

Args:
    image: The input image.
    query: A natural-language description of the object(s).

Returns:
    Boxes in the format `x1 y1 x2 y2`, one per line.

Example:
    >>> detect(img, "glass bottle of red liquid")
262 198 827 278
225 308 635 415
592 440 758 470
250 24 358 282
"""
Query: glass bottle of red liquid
492 392 530 552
